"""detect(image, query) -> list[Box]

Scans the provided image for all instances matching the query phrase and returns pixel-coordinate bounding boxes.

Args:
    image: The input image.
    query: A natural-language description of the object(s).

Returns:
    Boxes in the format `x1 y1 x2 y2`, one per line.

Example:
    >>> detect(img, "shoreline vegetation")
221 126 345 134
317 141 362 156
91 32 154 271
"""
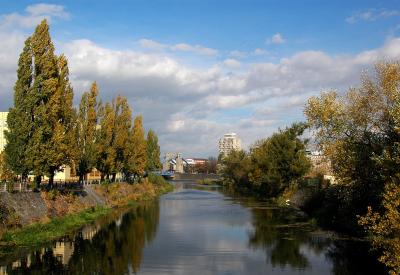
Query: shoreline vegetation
219 62 400 274
0 176 173 249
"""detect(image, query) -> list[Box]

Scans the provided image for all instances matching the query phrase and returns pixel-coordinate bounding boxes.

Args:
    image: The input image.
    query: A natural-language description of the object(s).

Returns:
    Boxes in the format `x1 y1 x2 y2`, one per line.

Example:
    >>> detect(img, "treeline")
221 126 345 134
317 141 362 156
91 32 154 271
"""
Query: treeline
1 20 161 187
304 62 400 274
221 61 400 274
219 122 311 199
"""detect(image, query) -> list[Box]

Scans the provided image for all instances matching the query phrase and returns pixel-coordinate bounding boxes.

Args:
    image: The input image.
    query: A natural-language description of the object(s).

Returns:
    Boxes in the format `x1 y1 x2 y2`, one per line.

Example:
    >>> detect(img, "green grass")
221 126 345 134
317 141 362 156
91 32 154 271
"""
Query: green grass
1 206 110 246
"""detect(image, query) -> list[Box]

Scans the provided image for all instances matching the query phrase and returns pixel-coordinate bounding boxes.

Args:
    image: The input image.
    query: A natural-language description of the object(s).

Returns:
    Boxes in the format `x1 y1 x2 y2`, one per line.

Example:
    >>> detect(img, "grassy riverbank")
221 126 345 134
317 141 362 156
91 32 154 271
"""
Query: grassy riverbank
0 176 173 248
1 206 109 246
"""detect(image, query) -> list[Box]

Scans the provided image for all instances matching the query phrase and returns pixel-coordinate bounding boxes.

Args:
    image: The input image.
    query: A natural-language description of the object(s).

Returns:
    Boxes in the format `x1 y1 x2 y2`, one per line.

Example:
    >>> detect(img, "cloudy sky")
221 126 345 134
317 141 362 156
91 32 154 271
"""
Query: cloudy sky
1 1 400 157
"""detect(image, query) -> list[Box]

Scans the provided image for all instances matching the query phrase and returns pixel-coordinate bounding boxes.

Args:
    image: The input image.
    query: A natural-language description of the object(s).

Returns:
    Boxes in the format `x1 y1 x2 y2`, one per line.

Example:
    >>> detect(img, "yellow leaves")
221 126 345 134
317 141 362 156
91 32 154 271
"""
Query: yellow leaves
305 91 345 124
358 182 400 274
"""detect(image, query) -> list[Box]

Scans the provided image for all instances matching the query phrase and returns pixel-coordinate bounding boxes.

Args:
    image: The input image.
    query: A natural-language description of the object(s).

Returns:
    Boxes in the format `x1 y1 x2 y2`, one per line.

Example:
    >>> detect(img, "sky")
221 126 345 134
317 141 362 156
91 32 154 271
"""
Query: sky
0 0 400 157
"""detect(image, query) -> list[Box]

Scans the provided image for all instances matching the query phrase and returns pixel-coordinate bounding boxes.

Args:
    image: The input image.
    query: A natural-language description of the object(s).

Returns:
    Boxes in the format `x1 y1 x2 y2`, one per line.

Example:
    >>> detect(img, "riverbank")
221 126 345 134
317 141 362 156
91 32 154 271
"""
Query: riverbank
0 176 173 248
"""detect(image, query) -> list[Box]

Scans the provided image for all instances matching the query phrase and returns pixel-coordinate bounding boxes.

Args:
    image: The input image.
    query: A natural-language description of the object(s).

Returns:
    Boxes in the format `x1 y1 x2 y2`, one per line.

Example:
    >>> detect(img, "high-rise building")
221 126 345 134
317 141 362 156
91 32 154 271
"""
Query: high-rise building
218 133 241 156
0 112 8 153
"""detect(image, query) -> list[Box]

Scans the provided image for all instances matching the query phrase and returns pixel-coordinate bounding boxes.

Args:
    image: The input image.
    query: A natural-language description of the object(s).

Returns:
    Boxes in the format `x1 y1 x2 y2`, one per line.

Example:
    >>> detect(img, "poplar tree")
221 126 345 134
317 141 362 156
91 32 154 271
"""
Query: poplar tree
75 82 100 182
126 115 147 182
112 96 132 181
96 102 116 180
145 129 161 171
4 37 34 180
6 20 74 188
27 21 74 188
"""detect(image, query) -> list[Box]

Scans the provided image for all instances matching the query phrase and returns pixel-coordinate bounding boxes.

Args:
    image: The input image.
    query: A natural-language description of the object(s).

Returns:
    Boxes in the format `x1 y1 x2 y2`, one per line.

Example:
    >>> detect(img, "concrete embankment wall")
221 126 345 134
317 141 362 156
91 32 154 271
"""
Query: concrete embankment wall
0 192 48 226
0 187 105 227
172 173 220 181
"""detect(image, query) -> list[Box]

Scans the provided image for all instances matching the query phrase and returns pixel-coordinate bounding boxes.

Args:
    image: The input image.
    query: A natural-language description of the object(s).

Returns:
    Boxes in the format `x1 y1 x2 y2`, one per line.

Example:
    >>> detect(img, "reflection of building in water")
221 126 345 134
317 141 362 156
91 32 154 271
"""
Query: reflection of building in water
81 224 100 241
53 240 74 265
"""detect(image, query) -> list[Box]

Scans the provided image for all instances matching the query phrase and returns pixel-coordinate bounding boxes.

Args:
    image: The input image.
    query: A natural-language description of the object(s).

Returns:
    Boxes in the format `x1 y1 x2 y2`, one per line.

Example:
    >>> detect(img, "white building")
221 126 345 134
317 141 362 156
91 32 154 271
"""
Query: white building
0 112 8 153
218 133 241 156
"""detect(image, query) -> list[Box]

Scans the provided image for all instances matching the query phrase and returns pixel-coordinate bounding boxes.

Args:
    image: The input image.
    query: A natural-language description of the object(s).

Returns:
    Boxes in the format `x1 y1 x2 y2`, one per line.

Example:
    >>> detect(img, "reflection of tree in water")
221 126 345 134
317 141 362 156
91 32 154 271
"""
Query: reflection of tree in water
248 205 386 274
326 240 386 275
248 206 330 270
2 201 160 274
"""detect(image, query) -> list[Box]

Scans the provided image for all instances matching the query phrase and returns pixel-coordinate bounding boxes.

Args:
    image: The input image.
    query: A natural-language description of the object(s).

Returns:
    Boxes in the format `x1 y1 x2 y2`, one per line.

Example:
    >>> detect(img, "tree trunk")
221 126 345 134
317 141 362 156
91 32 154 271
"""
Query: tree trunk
79 173 84 184
35 175 41 189
49 171 54 189
112 173 116 182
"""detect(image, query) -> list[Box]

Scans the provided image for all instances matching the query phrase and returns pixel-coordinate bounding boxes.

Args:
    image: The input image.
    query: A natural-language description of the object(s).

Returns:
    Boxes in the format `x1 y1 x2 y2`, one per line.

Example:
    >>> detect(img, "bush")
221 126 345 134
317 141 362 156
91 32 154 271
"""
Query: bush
147 173 168 186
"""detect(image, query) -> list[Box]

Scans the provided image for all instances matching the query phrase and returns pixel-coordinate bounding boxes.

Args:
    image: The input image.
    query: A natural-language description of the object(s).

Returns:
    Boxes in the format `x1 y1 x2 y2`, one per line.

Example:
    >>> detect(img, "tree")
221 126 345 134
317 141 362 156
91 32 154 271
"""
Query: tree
6 20 74 188
112 96 132 181
0 152 14 182
207 157 218 174
145 129 161 171
219 123 310 198
220 149 252 189
96 102 116 180
75 82 100 182
4 37 34 181
249 123 311 197
358 181 400 275
125 115 147 182
304 62 400 271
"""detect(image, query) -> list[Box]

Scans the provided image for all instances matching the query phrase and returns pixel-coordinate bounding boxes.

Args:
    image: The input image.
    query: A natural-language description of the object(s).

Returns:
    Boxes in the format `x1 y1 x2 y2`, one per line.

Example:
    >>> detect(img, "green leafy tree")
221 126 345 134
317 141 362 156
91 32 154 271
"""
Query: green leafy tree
75 82 100 182
145 129 161 171
0 152 14 182
358 181 400 275
249 123 311 197
4 37 34 181
6 20 74 188
125 115 147 182
112 96 132 181
220 149 252 189
96 102 116 180
305 62 400 270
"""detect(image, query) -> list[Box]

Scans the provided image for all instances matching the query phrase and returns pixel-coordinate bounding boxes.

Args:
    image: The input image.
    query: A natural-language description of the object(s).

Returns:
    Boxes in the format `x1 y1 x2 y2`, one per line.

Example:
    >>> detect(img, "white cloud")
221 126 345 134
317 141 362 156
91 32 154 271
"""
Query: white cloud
223 58 241 69
0 3 69 29
253 48 267 55
1 5 400 157
25 3 69 18
267 33 286 45
137 38 218 56
346 9 400 23
229 50 247 58
171 43 218 56
138 38 166 50
169 120 185 132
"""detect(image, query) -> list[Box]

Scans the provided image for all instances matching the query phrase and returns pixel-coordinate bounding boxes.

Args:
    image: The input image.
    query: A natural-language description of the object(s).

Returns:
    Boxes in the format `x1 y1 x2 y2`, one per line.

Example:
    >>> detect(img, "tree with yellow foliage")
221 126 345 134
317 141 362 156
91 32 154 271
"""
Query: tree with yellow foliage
125 115 147 182
305 62 400 272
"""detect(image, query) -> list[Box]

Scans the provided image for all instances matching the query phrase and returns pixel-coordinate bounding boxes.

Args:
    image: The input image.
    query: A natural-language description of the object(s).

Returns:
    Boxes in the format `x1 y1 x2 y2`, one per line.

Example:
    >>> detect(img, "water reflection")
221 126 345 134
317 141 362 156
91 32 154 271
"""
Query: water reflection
0 201 159 274
0 183 386 275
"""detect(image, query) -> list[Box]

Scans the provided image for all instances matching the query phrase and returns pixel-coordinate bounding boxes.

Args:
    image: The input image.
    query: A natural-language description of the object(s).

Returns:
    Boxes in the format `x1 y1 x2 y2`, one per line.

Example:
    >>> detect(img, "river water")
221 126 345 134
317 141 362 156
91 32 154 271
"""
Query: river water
0 182 385 274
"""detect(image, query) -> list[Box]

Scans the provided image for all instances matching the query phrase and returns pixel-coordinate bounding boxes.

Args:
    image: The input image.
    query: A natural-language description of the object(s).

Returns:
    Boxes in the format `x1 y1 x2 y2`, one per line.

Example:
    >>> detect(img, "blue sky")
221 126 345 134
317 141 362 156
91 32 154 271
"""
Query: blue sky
0 1 400 157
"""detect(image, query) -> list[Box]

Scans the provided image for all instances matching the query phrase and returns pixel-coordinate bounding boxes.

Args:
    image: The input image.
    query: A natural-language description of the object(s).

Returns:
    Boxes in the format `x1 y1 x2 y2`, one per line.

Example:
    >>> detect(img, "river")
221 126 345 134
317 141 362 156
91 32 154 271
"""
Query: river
0 181 385 274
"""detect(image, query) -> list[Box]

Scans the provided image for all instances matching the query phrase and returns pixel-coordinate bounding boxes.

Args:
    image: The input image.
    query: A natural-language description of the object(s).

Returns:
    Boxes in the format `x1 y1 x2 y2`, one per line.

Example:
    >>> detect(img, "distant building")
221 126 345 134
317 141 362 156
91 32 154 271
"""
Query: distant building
218 133 241 156
306 150 336 184
163 152 184 173
0 112 8 153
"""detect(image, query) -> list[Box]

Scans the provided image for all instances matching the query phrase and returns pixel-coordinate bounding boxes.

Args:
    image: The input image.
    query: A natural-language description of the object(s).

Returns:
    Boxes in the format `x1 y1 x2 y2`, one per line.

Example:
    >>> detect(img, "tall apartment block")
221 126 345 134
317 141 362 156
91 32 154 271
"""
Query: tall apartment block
218 133 241 156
